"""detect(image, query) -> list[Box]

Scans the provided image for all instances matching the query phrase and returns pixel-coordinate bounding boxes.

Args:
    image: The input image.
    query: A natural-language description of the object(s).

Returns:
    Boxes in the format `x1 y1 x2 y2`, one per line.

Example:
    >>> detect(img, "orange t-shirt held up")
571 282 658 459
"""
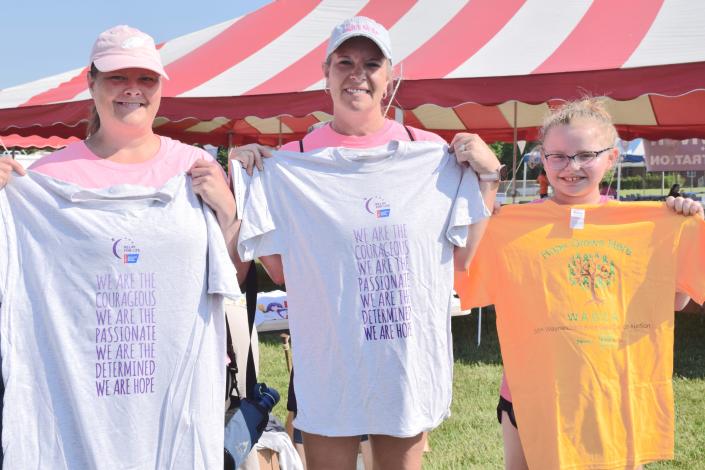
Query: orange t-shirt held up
455 201 705 470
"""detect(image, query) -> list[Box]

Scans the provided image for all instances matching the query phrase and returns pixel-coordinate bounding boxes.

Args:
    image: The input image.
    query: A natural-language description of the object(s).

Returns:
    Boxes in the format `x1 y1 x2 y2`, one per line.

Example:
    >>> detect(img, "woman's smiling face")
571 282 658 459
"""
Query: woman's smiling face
324 36 391 115
88 67 162 132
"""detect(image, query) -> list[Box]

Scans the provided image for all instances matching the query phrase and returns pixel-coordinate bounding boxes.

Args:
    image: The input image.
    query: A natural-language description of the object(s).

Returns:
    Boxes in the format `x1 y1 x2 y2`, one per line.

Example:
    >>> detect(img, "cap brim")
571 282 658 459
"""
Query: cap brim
93 56 169 80
327 33 392 62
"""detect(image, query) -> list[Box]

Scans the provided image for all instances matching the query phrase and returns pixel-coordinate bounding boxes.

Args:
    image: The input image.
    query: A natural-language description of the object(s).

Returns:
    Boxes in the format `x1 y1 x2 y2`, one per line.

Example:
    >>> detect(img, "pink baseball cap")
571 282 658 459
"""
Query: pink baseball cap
90 25 169 79
326 17 393 63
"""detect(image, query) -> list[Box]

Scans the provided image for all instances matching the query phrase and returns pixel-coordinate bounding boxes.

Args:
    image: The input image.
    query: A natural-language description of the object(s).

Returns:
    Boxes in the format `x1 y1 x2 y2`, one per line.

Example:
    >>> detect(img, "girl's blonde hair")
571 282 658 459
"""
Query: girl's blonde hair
540 97 618 146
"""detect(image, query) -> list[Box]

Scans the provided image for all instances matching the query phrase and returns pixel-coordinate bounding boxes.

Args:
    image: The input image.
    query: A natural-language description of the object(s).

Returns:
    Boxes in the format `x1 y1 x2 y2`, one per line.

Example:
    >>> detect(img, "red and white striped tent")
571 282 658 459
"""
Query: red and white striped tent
1 0 704 146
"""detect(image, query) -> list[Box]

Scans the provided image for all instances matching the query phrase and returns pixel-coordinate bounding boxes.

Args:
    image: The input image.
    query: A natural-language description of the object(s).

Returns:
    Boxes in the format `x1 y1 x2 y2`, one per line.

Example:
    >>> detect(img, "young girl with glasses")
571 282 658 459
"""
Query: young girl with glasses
455 97 704 470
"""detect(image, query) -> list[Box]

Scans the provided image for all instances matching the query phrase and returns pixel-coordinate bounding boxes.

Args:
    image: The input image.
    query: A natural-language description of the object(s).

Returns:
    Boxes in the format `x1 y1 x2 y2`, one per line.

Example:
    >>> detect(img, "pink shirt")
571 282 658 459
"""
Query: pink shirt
30 136 214 188
500 195 612 401
280 119 445 151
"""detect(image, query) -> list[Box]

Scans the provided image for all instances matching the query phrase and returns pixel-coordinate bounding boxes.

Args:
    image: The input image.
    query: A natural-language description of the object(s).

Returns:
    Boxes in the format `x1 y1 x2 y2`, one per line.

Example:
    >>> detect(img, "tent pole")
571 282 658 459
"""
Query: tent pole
226 132 234 176
661 171 665 196
511 101 518 203
616 151 623 200
278 119 283 148
477 307 482 347
395 106 404 124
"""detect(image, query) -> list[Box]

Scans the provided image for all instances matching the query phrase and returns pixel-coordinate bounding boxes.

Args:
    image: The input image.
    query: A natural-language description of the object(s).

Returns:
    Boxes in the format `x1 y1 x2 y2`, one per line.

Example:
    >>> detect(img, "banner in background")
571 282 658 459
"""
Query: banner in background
644 139 705 171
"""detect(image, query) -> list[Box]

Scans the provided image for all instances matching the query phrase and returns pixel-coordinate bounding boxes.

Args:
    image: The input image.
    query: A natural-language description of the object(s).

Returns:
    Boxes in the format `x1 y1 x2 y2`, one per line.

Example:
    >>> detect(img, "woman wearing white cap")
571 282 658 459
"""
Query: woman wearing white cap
233 16 501 470
0 25 244 469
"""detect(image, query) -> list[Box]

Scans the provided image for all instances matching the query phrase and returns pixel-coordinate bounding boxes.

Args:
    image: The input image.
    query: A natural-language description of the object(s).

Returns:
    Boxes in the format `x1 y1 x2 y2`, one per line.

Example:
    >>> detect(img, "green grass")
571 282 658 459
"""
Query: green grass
256 310 705 469
255 334 292 425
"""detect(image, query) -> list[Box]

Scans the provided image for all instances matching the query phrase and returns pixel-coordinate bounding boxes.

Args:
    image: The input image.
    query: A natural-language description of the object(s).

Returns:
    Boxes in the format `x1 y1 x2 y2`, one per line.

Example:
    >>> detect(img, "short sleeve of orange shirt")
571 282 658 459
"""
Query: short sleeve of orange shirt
675 215 705 303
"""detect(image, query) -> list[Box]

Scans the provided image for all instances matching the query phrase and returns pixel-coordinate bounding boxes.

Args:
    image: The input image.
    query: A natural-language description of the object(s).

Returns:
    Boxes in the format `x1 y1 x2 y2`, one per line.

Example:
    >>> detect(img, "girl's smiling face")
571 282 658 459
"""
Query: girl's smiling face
542 119 618 205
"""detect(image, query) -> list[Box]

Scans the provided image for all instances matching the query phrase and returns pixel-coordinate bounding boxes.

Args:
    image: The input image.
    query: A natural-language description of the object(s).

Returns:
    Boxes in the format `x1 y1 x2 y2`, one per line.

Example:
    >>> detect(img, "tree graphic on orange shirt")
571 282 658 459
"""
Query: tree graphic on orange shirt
568 253 616 304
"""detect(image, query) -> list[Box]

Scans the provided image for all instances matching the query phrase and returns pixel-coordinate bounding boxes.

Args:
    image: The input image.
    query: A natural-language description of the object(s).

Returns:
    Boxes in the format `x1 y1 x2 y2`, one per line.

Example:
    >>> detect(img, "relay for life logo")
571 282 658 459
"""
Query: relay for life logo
364 196 391 218
112 238 141 264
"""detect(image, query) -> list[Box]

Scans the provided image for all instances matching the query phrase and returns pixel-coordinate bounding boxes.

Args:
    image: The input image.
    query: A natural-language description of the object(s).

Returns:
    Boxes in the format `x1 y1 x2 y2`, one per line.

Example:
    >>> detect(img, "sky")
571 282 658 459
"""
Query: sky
0 0 271 90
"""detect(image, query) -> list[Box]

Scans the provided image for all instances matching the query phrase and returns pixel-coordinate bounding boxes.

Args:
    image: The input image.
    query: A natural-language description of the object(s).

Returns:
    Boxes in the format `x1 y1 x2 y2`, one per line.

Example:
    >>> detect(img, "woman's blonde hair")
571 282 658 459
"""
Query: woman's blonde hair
540 97 618 146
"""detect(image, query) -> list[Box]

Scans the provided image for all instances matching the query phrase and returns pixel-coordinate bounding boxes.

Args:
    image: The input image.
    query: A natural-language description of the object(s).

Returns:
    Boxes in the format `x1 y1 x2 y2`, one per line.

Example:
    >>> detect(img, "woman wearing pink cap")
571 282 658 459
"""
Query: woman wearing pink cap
2 26 241 269
232 16 501 470
2 25 240 260
33 26 239 250
0 25 245 469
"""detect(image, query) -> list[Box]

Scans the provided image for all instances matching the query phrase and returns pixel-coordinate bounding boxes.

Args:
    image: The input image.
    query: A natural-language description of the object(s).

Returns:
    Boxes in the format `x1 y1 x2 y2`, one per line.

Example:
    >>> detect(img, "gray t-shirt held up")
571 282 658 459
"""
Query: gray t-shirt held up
239 141 489 437
0 172 240 469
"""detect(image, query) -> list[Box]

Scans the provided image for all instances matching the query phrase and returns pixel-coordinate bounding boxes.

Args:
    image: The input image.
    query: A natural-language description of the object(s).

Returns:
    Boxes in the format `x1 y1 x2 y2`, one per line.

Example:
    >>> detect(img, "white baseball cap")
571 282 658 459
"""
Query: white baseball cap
90 25 169 79
325 17 393 63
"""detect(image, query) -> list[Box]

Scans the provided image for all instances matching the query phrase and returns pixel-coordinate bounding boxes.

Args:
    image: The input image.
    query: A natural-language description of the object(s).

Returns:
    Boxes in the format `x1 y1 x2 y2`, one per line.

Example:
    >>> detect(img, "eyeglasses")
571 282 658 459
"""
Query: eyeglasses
543 147 613 170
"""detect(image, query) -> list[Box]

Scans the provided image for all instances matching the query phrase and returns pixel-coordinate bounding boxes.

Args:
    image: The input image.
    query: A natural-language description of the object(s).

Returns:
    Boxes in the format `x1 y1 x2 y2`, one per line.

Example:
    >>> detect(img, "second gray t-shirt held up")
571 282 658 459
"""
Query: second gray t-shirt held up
239 140 489 437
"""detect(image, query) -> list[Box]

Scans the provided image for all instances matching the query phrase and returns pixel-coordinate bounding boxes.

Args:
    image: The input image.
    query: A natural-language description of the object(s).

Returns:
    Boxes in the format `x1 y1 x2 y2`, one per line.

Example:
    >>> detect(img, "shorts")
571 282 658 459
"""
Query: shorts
286 369 297 413
292 429 369 444
497 396 518 429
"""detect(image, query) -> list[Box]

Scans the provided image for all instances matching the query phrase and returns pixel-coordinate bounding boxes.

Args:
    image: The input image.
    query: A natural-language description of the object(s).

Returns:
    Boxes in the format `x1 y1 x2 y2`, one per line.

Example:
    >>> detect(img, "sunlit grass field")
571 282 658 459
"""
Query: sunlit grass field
256 309 705 469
